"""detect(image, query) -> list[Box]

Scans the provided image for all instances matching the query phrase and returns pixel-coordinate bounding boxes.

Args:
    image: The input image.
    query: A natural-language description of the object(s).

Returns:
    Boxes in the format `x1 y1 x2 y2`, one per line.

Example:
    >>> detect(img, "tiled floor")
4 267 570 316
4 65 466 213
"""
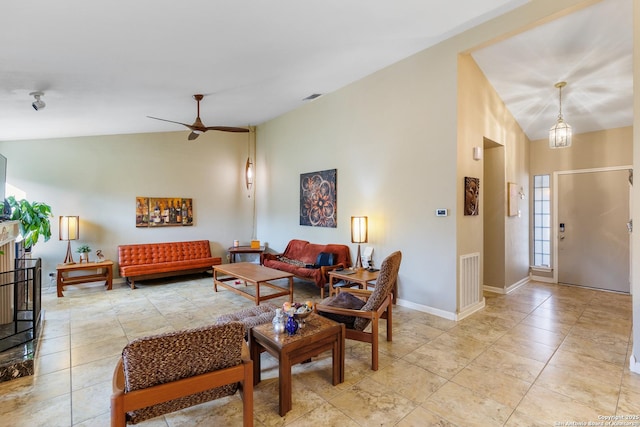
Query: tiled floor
0 275 638 426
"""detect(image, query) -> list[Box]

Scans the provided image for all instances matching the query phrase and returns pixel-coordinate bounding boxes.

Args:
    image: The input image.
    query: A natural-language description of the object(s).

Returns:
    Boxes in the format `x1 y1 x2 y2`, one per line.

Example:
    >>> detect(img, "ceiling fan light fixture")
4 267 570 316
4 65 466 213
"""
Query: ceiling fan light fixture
549 81 572 149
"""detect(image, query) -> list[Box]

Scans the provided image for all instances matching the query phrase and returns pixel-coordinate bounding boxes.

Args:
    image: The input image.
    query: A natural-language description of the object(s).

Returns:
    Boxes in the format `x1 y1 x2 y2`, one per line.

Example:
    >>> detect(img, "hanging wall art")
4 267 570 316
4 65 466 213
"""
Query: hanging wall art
300 169 337 228
464 177 479 216
136 197 193 227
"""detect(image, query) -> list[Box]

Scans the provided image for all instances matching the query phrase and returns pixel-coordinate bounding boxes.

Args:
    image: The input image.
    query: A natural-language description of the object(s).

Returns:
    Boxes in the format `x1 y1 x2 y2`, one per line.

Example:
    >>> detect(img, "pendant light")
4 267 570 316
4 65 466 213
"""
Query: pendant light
549 81 572 149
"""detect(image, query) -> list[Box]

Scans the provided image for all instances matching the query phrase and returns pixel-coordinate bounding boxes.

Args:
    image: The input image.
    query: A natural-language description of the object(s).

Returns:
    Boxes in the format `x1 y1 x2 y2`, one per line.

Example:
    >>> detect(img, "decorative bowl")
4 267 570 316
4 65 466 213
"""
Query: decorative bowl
293 309 312 320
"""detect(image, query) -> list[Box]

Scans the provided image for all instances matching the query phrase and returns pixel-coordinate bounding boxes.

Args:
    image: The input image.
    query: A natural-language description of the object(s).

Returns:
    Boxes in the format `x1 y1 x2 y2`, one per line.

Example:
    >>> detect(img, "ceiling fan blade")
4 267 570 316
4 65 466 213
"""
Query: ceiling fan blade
149 96 248 137
147 116 195 130
204 126 250 133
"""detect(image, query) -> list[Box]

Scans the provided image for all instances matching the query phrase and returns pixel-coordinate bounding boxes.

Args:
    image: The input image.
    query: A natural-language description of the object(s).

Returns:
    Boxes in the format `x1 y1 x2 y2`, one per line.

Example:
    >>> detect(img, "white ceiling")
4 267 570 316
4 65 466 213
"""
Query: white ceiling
472 0 633 141
0 0 632 142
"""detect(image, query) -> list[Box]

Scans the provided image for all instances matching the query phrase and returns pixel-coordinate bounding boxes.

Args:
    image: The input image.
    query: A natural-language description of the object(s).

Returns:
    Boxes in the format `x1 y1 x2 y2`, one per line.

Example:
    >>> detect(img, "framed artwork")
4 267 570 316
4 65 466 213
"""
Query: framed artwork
136 197 149 227
464 177 479 216
300 169 337 228
507 182 518 217
136 197 193 227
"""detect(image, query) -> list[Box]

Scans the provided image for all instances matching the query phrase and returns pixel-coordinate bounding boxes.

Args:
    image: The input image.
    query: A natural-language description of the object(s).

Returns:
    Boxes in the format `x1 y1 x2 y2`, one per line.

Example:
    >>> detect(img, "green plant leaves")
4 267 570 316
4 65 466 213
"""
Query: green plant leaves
7 196 53 249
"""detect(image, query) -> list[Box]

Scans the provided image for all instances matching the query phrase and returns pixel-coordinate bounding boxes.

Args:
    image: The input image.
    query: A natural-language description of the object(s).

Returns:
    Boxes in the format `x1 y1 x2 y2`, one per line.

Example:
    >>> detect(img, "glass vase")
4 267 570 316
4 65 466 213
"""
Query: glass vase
285 314 298 335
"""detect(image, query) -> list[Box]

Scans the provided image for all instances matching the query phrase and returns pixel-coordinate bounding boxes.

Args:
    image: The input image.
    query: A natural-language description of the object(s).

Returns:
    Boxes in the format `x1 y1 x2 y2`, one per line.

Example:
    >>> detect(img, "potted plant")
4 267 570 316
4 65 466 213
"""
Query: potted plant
7 196 53 250
76 245 91 263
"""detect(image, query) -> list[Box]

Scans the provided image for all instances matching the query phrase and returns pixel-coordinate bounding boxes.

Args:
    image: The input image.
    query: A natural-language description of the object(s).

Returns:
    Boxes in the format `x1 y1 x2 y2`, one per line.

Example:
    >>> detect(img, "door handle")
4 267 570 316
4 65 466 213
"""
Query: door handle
627 219 633 233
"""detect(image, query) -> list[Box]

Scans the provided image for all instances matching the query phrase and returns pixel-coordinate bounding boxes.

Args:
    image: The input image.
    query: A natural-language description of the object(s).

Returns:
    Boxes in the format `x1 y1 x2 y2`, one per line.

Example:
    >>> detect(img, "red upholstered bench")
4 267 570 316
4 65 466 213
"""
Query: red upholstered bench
118 240 221 289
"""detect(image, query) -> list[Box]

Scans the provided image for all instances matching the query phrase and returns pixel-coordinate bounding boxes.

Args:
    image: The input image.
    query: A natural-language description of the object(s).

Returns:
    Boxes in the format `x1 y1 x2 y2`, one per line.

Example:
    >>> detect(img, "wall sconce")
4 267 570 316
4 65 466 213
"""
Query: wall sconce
245 158 254 190
245 126 255 193
351 216 368 270
59 215 79 264
473 146 482 161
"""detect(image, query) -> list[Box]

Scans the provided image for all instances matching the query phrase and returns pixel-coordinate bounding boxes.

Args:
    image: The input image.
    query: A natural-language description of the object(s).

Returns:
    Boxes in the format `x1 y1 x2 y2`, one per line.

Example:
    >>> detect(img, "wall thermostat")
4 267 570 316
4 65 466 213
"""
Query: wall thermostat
435 209 448 217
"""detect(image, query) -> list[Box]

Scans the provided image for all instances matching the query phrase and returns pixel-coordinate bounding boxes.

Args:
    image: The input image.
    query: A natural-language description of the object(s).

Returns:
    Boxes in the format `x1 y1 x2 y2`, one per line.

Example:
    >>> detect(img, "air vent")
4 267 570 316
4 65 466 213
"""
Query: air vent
303 93 322 101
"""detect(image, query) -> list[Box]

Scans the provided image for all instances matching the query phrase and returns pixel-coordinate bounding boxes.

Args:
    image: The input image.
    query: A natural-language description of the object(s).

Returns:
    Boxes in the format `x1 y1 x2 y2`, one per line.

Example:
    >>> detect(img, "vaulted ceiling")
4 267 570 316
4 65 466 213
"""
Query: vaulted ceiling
0 0 631 142
472 0 632 141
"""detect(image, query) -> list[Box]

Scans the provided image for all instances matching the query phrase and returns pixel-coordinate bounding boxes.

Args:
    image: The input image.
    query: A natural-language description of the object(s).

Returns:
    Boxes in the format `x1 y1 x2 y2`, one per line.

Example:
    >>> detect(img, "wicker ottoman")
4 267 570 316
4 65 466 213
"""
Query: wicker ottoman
216 303 279 338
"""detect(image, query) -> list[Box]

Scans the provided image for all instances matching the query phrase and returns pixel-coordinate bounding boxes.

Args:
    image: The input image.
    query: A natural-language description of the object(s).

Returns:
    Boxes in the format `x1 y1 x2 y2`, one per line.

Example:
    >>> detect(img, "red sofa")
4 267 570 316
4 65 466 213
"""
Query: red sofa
118 240 221 289
262 239 351 298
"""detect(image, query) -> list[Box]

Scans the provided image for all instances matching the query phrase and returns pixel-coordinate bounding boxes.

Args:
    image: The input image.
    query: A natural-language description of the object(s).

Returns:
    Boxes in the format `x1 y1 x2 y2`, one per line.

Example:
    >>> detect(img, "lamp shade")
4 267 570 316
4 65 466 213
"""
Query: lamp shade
351 216 368 244
59 216 79 241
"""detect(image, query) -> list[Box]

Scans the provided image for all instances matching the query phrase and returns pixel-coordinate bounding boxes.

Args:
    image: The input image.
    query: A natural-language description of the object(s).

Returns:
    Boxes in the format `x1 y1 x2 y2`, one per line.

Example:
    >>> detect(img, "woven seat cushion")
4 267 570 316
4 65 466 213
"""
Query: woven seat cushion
122 322 245 424
317 292 365 328
216 303 278 337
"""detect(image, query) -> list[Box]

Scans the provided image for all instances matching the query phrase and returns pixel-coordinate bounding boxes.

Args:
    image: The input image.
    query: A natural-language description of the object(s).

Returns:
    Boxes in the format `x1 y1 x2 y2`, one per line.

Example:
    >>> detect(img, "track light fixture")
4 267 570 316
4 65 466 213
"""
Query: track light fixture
30 91 46 111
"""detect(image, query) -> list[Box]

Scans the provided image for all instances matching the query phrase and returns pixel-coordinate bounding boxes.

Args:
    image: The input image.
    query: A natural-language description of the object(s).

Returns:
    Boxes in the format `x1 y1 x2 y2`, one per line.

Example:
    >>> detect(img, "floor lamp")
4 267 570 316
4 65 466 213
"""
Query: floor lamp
60 216 79 264
351 216 368 270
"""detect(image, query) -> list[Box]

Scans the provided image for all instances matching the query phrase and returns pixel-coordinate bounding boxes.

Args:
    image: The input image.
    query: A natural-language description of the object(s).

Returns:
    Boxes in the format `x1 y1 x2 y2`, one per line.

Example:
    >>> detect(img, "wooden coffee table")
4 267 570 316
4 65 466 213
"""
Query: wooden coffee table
249 313 345 416
213 262 294 305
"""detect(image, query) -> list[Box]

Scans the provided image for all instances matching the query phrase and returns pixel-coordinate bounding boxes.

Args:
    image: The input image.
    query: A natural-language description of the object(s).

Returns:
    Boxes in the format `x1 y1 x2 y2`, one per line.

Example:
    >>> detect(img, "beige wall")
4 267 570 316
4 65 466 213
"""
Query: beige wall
530 126 632 175
457 53 530 296
483 143 506 288
0 131 254 276
256 42 460 315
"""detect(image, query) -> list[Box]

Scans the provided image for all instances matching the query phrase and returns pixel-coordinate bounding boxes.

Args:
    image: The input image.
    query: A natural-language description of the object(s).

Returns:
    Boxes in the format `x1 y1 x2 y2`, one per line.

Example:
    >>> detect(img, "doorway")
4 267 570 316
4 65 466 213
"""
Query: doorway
555 167 631 293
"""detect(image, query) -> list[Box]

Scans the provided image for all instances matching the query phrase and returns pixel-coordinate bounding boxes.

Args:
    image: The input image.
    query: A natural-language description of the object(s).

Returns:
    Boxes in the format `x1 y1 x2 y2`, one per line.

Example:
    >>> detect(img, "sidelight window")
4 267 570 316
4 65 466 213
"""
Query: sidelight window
533 175 551 267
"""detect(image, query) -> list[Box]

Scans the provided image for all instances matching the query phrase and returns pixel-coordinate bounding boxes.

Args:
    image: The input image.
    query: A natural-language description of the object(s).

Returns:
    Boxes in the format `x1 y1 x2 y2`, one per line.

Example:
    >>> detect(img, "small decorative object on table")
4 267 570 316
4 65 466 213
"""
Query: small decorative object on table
285 314 298 335
272 308 285 334
76 244 91 263
283 301 313 330
95 249 105 262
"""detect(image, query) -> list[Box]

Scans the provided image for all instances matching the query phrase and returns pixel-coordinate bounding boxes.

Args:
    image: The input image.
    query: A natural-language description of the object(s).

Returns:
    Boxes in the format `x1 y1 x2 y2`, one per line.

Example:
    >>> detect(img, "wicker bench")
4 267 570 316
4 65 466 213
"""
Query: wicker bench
216 304 279 339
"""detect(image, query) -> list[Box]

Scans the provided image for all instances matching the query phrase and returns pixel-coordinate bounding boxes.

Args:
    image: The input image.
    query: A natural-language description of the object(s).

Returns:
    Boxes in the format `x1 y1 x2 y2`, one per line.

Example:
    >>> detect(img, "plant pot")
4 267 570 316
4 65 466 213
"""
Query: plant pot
80 253 89 263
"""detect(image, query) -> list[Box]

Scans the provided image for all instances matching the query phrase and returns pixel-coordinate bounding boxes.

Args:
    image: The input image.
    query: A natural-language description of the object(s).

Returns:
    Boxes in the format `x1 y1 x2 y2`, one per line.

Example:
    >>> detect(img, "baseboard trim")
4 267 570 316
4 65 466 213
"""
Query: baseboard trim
483 276 530 295
483 285 506 294
630 354 640 375
396 298 457 321
505 276 530 293
531 275 555 283
456 298 485 321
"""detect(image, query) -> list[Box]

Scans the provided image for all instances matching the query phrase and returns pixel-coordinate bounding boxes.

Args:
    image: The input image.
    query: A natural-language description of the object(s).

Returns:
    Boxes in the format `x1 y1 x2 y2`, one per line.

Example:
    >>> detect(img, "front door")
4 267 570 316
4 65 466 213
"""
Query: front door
557 169 630 293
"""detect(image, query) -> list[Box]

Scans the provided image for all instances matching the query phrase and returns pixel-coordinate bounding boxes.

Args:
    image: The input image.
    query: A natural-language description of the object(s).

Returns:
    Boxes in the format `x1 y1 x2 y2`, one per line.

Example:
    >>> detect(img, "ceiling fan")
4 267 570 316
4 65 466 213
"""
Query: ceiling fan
148 94 249 140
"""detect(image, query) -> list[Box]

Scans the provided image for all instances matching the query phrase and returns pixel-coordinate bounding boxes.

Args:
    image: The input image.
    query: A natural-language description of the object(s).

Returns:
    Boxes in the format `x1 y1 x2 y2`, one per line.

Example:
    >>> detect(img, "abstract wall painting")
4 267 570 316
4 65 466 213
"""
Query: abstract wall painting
300 169 337 228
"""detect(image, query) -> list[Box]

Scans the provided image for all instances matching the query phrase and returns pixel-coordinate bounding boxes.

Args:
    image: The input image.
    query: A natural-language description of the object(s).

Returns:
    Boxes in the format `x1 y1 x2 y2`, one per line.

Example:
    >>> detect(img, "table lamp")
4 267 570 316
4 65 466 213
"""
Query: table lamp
351 216 368 270
60 216 79 264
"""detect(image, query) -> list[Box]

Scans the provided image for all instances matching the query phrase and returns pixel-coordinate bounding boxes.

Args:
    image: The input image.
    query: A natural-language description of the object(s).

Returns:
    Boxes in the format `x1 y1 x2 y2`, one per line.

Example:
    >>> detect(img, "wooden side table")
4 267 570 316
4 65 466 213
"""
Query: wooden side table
228 245 265 263
328 268 389 299
56 260 113 297
249 313 345 416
